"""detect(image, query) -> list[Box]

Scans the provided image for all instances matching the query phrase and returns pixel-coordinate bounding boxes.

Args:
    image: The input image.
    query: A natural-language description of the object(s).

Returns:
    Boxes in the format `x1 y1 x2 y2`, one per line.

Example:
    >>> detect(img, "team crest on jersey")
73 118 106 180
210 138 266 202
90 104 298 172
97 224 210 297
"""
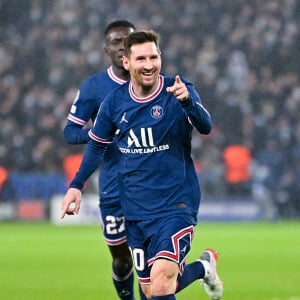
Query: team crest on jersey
150 105 163 119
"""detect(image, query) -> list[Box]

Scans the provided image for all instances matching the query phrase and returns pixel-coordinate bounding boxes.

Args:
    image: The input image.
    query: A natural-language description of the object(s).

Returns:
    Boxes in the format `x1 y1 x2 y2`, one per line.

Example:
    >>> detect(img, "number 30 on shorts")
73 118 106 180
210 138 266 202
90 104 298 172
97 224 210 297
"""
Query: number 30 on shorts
129 247 145 271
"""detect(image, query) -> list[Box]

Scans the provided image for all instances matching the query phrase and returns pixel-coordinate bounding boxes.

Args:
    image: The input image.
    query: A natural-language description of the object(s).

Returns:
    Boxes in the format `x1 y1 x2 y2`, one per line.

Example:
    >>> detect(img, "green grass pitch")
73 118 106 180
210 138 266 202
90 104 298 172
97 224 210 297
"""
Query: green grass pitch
0 221 299 300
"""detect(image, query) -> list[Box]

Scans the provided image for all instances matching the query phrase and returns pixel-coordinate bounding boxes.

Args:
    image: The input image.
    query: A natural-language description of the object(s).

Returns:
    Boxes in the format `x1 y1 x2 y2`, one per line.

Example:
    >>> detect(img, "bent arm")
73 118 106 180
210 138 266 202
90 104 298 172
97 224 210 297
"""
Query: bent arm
182 87 212 135
64 122 90 144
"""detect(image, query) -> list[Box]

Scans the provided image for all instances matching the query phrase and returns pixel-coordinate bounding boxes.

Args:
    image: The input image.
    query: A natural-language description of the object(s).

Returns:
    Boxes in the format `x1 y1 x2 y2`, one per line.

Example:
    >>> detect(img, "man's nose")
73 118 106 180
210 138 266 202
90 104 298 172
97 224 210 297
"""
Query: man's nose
120 38 126 48
144 59 154 69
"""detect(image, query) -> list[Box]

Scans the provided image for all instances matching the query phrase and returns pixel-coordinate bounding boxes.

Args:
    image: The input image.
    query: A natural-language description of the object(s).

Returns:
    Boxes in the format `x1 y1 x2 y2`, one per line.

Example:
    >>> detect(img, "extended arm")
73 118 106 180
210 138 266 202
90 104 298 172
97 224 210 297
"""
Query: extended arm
61 139 108 218
64 122 90 144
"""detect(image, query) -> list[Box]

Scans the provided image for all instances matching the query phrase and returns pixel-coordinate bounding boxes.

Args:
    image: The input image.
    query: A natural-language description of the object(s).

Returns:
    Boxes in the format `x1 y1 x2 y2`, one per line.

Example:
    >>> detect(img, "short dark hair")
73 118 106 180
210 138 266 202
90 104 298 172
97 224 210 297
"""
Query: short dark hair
124 30 160 57
104 20 136 36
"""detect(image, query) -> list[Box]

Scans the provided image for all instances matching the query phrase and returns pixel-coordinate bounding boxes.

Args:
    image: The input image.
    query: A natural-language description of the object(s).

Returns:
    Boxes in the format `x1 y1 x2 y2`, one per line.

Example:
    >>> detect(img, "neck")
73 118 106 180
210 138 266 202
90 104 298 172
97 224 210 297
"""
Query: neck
131 81 159 98
131 75 160 98
111 66 130 81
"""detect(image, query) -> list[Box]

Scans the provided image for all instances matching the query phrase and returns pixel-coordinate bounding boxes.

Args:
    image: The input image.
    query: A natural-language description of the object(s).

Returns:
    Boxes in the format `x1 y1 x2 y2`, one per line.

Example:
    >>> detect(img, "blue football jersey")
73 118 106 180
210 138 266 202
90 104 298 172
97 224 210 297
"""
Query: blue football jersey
87 75 212 220
66 66 127 199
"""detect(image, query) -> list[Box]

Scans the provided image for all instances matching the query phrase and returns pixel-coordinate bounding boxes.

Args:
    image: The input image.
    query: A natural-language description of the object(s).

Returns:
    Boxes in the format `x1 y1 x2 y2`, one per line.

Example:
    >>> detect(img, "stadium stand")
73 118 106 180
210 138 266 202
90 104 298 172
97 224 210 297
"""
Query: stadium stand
0 0 299 217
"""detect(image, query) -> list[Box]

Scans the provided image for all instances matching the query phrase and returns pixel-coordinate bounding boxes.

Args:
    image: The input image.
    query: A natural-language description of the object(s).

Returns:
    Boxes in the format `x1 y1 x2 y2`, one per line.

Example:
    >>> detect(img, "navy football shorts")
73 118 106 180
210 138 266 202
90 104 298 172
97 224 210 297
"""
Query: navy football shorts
99 197 127 246
125 213 196 284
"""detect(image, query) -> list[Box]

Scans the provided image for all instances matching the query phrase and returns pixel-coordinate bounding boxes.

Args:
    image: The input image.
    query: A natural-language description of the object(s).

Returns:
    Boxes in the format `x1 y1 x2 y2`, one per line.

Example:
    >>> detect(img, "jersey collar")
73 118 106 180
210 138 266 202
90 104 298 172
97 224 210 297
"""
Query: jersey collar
129 75 164 103
107 66 127 84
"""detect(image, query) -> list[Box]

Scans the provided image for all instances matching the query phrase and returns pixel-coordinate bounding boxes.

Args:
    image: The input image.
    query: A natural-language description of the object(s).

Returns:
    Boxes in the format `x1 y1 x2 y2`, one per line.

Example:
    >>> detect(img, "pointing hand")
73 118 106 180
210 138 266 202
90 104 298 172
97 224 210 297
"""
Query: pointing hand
61 188 82 219
166 75 189 101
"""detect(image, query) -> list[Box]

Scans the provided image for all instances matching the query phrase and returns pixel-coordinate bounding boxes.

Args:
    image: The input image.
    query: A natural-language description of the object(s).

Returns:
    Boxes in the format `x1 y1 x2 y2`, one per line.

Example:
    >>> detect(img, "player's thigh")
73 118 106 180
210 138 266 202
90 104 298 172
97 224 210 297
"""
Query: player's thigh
125 220 151 282
148 214 195 275
125 215 195 281
150 259 178 294
151 258 179 281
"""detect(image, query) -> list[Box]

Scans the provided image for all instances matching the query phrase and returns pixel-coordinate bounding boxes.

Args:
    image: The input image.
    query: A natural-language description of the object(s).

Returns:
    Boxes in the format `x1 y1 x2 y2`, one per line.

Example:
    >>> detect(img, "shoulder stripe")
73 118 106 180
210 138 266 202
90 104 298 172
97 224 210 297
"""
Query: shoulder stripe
67 114 86 125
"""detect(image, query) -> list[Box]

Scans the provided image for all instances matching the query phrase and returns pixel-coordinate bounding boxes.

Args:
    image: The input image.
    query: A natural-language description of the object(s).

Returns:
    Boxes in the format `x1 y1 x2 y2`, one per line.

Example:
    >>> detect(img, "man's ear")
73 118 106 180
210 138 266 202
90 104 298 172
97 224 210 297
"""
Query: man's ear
104 46 109 56
122 56 130 70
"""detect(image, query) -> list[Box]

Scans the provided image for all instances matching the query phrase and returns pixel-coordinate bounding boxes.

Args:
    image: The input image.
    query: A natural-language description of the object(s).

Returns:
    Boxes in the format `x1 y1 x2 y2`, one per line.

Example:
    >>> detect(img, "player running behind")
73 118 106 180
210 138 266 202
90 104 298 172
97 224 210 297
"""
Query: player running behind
63 20 145 300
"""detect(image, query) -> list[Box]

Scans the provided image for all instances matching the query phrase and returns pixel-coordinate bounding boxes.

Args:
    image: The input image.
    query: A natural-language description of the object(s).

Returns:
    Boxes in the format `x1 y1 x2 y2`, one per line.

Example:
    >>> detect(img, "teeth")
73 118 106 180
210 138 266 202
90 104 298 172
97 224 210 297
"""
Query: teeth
142 71 154 75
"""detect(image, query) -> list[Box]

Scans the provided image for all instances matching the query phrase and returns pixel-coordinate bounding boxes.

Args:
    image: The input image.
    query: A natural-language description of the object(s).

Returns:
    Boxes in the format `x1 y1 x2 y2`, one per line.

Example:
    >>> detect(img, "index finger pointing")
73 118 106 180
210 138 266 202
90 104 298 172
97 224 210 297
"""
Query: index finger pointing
61 202 70 219
175 75 181 84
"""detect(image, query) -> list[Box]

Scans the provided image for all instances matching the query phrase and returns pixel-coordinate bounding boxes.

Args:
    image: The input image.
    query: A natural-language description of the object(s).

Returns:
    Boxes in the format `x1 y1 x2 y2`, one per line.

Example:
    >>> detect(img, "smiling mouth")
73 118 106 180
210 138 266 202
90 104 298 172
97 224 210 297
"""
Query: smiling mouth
142 70 155 76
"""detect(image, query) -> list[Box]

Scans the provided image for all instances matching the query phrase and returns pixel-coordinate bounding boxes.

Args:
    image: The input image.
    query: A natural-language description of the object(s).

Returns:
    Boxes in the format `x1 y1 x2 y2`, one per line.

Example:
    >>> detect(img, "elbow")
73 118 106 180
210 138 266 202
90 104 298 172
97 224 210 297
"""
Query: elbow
204 129 212 135
64 124 90 144
64 137 75 144
201 127 212 135
63 126 76 144
200 120 212 135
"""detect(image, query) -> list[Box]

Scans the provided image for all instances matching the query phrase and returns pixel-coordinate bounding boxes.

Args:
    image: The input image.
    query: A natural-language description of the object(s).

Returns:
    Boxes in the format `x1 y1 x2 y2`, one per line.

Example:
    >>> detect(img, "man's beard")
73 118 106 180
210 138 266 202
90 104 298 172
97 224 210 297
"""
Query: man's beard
140 83 154 94
139 73 159 92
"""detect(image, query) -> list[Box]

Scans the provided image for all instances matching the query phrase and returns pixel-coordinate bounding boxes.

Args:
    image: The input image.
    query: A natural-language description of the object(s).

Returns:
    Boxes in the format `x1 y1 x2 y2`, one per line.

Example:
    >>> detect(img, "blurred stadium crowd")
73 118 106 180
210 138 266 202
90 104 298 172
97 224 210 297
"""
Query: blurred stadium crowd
0 0 299 218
